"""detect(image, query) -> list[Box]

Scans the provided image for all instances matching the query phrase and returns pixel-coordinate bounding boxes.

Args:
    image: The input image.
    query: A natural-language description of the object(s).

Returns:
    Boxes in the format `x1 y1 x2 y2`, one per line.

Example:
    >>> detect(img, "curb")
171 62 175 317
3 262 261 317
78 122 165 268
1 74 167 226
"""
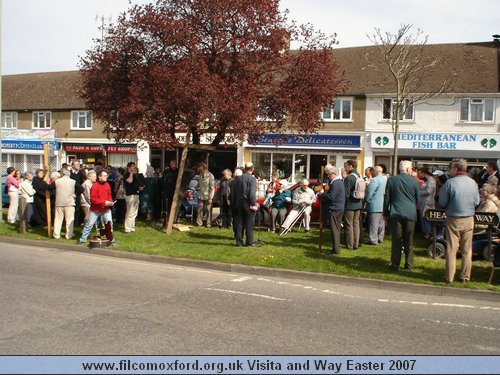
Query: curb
2 236 499 303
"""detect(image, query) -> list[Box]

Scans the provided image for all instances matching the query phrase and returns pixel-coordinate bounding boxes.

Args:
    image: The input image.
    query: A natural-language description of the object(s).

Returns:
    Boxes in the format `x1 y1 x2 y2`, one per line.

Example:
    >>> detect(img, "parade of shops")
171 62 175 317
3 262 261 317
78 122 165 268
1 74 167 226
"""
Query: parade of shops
2 42 499 178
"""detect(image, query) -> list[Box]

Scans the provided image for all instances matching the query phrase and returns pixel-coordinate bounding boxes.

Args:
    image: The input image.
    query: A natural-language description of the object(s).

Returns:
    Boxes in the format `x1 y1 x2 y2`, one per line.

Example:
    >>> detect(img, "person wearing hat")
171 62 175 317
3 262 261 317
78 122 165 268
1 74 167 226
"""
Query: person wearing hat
237 162 259 246
432 169 444 177
270 180 292 232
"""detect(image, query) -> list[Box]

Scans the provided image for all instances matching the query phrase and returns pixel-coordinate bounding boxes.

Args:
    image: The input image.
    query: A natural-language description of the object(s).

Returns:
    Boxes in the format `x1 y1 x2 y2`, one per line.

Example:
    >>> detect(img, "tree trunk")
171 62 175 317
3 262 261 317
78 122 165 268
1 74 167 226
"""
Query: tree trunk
166 131 191 235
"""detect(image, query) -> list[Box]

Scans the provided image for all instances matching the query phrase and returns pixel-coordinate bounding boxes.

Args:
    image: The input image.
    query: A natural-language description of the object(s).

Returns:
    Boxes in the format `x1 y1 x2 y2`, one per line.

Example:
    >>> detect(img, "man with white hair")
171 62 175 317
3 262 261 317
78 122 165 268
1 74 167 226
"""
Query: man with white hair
364 165 387 245
384 160 419 271
53 168 83 240
323 165 345 255
278 178 316 234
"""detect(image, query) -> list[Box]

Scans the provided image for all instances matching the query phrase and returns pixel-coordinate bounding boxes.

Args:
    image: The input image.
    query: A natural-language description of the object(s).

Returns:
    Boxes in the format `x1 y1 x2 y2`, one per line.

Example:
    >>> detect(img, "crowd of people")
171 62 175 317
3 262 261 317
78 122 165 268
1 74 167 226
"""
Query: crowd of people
4 156 499 283
4 159 177 244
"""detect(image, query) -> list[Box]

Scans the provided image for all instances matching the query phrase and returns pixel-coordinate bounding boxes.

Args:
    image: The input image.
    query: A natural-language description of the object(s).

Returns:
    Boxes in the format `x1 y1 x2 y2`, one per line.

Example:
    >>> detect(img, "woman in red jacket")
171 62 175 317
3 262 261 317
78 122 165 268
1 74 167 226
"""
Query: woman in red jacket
78 169 115 245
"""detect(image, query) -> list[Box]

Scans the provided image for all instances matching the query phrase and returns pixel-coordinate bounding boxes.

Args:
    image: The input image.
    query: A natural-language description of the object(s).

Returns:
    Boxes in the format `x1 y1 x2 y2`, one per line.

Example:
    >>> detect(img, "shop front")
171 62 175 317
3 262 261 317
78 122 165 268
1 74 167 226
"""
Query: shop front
62 143 137 169
241 133 363 196
1 129 59 173
368 131 500 176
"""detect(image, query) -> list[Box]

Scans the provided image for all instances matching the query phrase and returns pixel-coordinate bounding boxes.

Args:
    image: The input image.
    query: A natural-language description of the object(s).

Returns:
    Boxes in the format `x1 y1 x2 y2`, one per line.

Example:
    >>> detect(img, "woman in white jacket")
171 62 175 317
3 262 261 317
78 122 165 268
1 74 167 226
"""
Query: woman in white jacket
18 171 35 233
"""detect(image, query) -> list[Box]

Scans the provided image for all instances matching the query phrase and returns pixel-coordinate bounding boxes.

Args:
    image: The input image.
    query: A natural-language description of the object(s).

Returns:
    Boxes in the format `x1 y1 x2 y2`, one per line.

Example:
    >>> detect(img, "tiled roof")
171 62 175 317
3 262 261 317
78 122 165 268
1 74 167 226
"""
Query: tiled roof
2 70 85 110
2 42 499 111
334 42 500 95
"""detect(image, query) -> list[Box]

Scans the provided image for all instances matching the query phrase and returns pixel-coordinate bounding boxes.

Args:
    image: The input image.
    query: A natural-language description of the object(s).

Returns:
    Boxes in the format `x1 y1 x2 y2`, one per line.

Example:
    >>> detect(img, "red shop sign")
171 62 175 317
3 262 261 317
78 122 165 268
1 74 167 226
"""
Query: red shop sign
64 144 103 153
105 145 137 154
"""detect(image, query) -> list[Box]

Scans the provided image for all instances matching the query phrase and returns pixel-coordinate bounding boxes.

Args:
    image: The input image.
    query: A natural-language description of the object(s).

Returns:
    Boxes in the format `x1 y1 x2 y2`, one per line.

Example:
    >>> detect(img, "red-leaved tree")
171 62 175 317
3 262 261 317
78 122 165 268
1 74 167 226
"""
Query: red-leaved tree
79 0 347 232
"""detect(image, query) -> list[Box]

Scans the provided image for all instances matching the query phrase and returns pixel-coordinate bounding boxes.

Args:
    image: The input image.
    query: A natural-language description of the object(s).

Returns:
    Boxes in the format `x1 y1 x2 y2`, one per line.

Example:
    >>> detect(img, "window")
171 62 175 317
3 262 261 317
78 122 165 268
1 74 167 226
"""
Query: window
322 98 352 121
33 111 51 129
459 98 495 122
382 98 414 121
1 112 18 129
71 111 93 130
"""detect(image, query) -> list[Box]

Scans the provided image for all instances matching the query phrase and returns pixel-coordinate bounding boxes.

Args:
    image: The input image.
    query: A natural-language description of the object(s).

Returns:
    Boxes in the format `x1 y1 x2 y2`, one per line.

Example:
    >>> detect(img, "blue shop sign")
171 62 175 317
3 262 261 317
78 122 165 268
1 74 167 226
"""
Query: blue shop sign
249 134 361 148
1 140 60 151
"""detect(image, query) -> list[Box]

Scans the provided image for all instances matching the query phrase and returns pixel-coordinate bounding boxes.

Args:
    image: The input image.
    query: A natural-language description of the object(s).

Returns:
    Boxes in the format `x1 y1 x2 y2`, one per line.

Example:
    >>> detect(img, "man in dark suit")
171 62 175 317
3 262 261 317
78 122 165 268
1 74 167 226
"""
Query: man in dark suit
384 160 420 271
323 165 346 255
229 168 243 246
69 159 86 225
478 160 500 188
238 162 258 247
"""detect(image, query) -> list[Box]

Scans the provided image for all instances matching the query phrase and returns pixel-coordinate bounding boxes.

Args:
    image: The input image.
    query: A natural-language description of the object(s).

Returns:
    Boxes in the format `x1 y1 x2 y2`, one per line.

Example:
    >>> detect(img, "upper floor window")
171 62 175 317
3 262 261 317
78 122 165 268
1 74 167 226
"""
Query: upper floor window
71 111 93 130
460 98 494 122
383 98 414 121
322 98 352 121
1 112 18 129
33 111 51 129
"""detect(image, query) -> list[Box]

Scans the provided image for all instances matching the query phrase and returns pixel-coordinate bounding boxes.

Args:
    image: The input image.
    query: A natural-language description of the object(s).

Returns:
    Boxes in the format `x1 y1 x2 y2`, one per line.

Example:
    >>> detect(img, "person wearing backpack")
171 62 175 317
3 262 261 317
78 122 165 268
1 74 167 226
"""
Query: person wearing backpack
343 159 364 250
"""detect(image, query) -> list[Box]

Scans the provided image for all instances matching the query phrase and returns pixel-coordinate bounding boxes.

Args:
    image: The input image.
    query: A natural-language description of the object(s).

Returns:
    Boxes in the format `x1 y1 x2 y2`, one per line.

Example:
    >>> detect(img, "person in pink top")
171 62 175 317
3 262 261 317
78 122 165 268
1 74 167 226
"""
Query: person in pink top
6 167 20 223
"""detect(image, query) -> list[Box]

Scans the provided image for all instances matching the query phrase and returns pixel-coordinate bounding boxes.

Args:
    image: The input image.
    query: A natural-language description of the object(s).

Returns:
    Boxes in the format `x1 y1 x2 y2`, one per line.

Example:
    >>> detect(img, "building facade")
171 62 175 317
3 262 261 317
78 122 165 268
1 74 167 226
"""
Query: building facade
1 71 147 174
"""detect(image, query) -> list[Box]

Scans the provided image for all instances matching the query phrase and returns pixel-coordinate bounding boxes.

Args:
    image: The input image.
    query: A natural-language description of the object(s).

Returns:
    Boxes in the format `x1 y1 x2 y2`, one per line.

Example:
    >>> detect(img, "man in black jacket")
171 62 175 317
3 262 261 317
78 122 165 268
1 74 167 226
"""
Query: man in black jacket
229 168 243 246
323 165 346 255
161 160 178 221
70 159 86 225
478 160 500 188
238 162 258 247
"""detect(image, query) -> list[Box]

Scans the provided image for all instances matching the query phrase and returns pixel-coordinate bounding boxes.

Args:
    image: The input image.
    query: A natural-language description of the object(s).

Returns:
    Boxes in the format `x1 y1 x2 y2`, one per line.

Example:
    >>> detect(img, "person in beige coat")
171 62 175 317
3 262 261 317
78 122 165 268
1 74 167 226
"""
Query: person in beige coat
53 169 83 239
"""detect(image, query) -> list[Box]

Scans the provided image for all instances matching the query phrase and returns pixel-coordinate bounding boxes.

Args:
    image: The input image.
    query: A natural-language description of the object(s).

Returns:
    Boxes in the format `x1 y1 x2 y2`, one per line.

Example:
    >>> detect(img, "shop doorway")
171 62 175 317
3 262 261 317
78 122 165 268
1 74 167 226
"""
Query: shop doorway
309 154 328 180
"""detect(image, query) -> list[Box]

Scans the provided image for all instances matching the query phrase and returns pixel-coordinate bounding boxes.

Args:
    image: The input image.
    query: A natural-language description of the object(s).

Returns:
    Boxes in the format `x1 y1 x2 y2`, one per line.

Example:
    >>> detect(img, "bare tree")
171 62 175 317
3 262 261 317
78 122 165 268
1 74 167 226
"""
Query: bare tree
366 24 456 174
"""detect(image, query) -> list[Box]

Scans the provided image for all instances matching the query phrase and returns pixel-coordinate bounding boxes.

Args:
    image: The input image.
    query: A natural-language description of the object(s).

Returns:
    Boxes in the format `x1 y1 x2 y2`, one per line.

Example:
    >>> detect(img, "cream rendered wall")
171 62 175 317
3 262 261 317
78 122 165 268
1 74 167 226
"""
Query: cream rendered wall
364 94 500 166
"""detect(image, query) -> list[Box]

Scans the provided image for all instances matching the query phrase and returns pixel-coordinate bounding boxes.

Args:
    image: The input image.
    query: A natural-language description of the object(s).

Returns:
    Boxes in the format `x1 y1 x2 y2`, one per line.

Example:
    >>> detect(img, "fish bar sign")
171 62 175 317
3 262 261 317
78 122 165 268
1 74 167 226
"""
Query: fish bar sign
425 209 499 226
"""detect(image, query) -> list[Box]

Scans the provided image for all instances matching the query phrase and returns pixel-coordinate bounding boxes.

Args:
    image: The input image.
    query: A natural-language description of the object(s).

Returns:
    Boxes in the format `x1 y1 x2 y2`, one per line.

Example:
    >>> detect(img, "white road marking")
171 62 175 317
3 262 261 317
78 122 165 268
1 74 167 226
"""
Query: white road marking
422 319 500 332
255 277 500 312
203 287 291 301
231 276 252 282
378 298 500 311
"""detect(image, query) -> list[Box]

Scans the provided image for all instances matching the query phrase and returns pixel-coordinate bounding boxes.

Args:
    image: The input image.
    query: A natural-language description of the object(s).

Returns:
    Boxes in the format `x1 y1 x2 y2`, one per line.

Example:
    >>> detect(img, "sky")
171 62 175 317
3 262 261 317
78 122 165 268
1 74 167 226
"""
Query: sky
2 0 499 75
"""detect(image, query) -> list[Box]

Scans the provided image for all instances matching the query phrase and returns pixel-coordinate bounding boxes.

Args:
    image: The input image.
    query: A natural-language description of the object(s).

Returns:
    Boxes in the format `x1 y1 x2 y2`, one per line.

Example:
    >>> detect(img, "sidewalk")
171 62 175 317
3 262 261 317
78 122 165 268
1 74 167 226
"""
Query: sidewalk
2 235 499 303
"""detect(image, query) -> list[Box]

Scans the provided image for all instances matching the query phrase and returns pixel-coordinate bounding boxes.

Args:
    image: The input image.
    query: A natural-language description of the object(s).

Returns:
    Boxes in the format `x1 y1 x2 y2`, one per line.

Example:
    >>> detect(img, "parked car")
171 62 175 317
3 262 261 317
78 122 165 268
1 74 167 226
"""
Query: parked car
257 179 321 226
1 174 9 207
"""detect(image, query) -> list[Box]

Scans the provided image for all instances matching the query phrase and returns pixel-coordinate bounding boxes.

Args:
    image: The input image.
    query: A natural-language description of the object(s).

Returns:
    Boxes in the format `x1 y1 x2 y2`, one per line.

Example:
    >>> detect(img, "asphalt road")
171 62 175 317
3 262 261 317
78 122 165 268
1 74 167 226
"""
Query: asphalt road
1 241 499 355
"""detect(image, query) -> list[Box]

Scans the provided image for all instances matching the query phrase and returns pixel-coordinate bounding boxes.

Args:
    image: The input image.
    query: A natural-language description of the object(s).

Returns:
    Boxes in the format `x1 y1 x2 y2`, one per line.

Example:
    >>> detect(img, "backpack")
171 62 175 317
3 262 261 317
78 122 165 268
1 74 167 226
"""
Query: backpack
352 175 366 200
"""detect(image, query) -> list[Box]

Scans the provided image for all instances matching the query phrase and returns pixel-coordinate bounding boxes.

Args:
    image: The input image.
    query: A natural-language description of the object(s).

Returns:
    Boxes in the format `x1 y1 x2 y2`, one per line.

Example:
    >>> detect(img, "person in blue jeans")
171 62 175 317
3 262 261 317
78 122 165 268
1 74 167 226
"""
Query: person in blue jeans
78 169 115 245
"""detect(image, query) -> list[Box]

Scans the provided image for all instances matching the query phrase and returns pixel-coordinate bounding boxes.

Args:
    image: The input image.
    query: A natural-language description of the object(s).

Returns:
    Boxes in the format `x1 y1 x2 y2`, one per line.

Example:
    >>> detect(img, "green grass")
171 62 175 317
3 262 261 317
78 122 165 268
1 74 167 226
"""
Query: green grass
1 217 499 292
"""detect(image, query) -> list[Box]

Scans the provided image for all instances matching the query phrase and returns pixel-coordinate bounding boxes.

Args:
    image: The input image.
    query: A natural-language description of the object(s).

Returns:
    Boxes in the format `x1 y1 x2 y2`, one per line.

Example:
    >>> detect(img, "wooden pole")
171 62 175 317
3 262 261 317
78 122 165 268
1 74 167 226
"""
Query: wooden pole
318 166 325 252
43 143 52 237
166 130 191 235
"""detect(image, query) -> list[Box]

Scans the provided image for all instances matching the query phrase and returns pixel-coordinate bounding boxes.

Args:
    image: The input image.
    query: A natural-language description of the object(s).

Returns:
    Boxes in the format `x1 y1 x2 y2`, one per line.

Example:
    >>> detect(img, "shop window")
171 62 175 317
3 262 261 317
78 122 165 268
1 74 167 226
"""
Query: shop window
294 154 307 182
71 111 93 130
382 99 414 121
272 153 293 181
459 98 495 122
2 112 18 129
322 98 352 121
252 153 272 181
33 111 51 129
